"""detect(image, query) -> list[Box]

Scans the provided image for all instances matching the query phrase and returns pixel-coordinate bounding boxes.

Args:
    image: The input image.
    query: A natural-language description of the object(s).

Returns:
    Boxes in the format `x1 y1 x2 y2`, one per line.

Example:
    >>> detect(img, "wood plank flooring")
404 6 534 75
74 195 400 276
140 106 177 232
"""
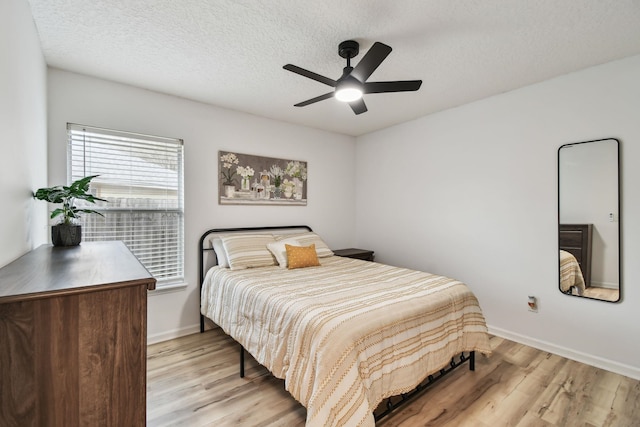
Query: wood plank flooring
582 287 619 302
147 328 640 427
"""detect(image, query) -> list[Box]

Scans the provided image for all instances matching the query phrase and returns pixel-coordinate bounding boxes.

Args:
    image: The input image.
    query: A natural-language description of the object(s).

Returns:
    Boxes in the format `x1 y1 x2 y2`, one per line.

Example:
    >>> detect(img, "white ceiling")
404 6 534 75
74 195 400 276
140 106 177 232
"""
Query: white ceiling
27 0 640 137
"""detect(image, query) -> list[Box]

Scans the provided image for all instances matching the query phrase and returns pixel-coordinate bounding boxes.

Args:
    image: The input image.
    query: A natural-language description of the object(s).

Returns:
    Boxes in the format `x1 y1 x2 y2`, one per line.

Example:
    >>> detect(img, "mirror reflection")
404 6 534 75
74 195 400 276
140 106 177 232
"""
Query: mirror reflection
558 138 620 302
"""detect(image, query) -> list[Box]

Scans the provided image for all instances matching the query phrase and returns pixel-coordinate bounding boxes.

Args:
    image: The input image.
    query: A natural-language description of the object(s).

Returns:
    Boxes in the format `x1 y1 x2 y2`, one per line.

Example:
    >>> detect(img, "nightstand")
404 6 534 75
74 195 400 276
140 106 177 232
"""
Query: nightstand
333 248 375 262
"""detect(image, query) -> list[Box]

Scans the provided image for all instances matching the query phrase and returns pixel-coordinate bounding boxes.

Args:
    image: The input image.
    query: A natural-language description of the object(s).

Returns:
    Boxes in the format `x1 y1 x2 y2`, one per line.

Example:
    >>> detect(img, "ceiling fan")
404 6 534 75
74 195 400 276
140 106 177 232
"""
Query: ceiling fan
283 40 422 115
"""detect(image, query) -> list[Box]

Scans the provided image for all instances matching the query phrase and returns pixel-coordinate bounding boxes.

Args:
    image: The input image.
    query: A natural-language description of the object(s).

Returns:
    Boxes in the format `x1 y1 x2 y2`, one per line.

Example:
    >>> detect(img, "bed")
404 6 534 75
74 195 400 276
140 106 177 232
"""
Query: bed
559 223 592 294
199 226 491 427
559 250 586 295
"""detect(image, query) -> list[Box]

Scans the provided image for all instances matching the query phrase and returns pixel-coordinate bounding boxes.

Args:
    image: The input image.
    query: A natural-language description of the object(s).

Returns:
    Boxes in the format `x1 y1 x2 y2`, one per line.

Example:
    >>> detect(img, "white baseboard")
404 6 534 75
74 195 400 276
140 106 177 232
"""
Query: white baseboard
147 323 201 345
488 325 640 381
589 281 618 290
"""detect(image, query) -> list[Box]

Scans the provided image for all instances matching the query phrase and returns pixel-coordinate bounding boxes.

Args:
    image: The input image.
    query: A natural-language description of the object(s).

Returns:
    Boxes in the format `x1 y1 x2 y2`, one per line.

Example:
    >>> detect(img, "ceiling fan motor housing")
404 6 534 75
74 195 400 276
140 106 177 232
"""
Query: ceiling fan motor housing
338 40 359 59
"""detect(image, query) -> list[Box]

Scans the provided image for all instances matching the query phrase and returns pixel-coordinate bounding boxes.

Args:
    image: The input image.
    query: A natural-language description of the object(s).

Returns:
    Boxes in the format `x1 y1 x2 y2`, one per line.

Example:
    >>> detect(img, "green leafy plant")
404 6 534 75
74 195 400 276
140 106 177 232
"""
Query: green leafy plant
33 175 107 225
269 164 284 187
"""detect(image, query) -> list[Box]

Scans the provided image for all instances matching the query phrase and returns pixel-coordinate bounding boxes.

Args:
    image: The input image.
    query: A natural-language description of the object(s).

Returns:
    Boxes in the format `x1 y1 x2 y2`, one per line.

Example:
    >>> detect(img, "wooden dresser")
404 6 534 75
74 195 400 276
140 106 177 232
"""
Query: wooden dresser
0 241 156 427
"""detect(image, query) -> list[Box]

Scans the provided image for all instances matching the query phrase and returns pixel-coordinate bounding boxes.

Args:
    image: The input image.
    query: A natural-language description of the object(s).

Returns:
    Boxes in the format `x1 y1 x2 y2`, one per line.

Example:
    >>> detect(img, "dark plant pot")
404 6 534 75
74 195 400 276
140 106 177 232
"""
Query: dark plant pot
51 224 82 247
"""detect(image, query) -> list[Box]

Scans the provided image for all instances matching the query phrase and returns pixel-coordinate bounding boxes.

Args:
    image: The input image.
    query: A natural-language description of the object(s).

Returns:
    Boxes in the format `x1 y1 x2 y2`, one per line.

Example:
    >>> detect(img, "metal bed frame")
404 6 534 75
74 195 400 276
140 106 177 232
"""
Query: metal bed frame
198 225 312 333
198 225 476 422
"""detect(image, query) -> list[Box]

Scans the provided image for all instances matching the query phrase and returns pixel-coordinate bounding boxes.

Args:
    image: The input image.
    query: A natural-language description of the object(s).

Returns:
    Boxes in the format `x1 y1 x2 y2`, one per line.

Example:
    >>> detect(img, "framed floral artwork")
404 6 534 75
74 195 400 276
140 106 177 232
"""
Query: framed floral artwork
218 151 307 205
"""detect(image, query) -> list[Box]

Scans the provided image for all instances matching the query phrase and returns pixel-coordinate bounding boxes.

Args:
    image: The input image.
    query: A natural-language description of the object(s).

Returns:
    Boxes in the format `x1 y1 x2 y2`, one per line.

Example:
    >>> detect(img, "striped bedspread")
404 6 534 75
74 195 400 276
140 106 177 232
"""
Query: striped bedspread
560 250 586 295
201 256 491 427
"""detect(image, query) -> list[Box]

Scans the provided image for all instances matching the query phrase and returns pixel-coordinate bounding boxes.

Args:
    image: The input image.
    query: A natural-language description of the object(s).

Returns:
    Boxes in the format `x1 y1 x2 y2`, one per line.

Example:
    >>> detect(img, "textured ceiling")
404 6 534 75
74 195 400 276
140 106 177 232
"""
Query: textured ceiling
27 0 640 137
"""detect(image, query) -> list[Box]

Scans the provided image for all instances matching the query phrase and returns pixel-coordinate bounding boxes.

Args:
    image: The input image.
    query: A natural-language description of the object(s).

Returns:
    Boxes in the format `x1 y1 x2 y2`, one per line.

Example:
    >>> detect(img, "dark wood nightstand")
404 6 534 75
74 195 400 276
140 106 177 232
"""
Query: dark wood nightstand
333 248 375 262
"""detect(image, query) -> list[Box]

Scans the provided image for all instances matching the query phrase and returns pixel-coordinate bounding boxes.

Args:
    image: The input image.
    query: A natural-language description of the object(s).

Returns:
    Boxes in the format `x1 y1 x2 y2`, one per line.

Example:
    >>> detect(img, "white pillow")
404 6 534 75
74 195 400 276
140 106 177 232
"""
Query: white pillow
211 238 229 268
267 238 302 268
221 234 277 270
276 232 334 258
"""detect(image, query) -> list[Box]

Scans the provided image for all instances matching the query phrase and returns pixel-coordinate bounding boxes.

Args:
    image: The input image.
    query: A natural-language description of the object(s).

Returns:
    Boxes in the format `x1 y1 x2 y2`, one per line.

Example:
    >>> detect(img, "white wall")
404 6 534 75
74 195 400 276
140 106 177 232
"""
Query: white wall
0 0 48 267
47 69 357 343
355 55 640 379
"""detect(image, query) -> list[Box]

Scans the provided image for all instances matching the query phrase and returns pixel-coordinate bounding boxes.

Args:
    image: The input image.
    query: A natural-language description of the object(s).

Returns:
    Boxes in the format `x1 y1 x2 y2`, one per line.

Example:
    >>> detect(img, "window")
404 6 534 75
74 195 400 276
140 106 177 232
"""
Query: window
68 123 184 287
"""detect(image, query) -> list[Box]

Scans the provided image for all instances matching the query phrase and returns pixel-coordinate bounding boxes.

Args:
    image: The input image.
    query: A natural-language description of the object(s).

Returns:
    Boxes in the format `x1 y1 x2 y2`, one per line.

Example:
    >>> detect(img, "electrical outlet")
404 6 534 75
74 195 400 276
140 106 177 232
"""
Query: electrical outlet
527 296 538 312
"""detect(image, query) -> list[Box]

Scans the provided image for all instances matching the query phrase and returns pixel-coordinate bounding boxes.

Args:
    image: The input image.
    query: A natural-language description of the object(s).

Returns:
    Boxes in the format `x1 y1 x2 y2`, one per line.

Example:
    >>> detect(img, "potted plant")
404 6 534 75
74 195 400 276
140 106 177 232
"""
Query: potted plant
33 175 107 246
282 179 295 198
285 160 307 199
220 152 239 197
269 164 284 198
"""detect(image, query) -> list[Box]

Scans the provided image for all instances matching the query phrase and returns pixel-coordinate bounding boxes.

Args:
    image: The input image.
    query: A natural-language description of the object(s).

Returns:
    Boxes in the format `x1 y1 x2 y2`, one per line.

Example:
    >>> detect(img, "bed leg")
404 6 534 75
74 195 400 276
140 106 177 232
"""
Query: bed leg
200 314 205 333
469 351 475 371
240 345 245 378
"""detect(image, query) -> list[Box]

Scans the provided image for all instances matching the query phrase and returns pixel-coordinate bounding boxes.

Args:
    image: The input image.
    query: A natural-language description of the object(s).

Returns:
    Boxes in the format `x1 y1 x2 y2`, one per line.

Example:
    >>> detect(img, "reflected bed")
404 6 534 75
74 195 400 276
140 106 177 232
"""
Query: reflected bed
560 249 586 295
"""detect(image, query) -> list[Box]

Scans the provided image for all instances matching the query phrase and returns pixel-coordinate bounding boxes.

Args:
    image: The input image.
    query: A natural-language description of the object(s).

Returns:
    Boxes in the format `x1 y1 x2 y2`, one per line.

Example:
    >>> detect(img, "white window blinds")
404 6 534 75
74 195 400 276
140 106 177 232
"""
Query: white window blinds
68 123 184 286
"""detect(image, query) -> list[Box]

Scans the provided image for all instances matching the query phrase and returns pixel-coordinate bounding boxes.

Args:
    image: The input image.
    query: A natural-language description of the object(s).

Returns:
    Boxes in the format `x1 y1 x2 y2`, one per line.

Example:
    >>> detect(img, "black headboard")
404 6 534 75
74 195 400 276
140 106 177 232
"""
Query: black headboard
198 225 312 332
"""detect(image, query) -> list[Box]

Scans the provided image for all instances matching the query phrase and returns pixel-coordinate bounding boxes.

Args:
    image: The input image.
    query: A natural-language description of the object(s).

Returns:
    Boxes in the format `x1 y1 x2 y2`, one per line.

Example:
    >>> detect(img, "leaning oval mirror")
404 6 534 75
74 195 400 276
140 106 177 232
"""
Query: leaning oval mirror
558 138 620 302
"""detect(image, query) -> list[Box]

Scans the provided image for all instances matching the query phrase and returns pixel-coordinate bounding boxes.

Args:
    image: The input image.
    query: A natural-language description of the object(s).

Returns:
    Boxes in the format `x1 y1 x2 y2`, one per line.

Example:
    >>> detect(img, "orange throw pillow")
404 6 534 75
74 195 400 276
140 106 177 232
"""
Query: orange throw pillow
286 244 320 269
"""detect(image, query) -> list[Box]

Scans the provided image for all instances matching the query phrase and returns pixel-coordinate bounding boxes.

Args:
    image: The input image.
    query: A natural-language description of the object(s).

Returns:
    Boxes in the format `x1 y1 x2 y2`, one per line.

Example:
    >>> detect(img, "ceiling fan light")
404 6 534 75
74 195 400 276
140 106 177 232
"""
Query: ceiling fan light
335 87 363 102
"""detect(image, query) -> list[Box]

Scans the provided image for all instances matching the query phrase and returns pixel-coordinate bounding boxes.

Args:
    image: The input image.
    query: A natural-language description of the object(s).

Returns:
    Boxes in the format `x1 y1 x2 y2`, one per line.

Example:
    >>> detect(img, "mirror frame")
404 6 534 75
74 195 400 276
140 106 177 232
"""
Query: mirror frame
558 138 621 303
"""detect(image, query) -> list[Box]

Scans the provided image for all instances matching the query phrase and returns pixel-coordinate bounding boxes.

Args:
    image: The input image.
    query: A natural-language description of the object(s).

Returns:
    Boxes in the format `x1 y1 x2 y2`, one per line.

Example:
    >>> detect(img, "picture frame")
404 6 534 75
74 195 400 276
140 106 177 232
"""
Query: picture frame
218 151 307 206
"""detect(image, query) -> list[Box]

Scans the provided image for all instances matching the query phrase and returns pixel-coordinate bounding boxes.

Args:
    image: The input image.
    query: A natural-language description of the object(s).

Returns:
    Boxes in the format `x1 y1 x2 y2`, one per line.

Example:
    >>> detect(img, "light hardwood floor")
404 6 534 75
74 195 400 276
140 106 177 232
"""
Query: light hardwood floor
147 328 640 427
582 287 619 302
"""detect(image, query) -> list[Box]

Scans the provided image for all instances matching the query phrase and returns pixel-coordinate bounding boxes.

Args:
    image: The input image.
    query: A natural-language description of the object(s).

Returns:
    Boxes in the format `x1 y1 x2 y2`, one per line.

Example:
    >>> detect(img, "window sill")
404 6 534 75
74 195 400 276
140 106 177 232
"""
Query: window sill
148 282 188 296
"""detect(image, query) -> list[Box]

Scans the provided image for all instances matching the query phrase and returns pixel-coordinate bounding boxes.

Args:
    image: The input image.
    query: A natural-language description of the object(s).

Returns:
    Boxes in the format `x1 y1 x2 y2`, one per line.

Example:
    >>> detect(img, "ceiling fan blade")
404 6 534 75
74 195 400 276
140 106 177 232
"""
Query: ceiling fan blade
350 42 392 82
294 92 334 107
364 80 422 93
349 98 368 115
283 64 337 87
